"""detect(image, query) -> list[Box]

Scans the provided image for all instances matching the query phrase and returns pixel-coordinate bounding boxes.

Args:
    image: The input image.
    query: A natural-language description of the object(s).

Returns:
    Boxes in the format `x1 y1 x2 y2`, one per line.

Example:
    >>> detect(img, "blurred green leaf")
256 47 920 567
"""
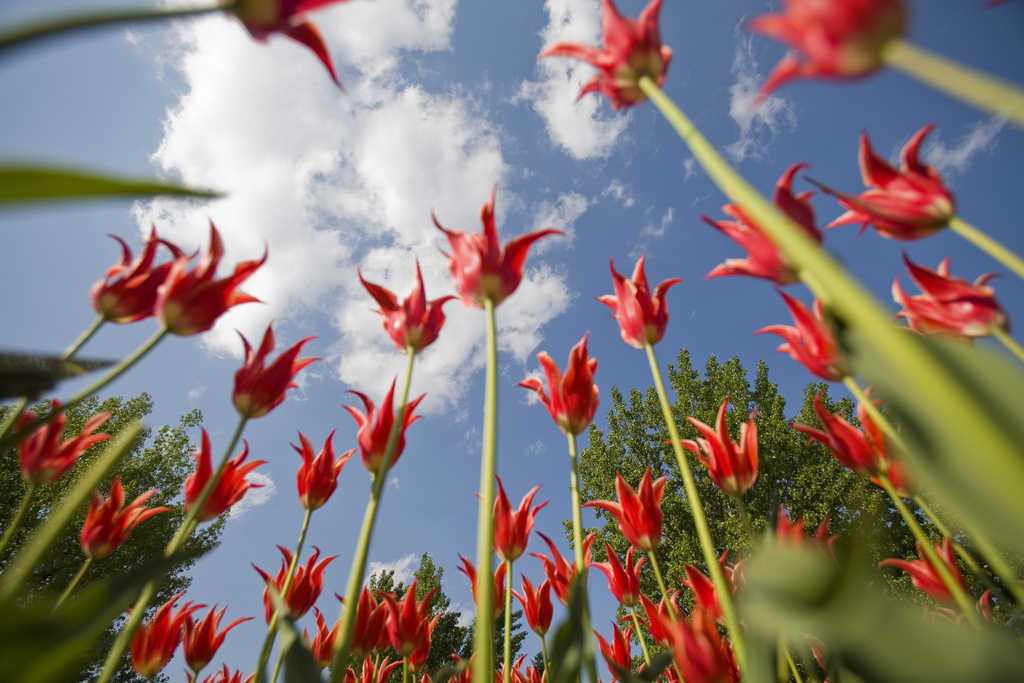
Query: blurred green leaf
0 352 116 399
741 543 1024 683
269 585 322 683
608 651 673 683
548 579 589 683
0 166 220 205
432 658 469 683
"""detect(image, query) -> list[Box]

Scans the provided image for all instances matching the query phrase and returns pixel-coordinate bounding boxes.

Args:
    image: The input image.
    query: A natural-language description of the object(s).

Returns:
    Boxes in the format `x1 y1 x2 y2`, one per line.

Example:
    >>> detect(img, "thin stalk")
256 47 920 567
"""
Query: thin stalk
992 328 1024 365
948 217 1024 282
567 431 598 683
782 639 803 683
952 511 1024 607
62 316 105 360
0 398 29 445
646 550 674 622
628 607 651 665
877 473 981 627
776 636 789 683
330 347 417 682
97 414 249 683
643 343 745 669
403 657 409 683
540 637 550 674
0 483 37 558
734 494 755 547
843 376 907 453
882 39 1024 130
0 4 225 55
503 560 513 683
471 299 499 683
52 558 92 612
259 507 315 683
913 496 982 577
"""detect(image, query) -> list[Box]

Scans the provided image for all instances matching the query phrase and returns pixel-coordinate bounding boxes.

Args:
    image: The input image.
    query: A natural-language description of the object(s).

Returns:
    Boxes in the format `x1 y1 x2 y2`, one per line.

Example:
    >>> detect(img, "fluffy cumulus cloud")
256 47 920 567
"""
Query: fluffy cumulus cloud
369 553 419 585
725 35 797 163
136 0 572 413
515 0 630 159
603 179 635 208
530 192 591 249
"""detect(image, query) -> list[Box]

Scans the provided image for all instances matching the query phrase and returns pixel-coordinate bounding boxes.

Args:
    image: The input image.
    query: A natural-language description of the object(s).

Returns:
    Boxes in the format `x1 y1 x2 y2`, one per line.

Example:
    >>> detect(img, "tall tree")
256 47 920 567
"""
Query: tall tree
0 394 224 683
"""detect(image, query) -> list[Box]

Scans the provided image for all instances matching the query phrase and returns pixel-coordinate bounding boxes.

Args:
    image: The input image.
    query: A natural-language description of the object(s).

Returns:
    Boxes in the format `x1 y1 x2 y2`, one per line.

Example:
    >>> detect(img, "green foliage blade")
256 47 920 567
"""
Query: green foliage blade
0 166 220 205
0 353 116 399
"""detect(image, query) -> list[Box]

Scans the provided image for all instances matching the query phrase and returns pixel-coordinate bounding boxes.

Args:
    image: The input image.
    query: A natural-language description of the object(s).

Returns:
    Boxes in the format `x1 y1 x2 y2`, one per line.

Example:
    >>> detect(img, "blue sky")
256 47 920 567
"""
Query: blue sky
1 0 1023 677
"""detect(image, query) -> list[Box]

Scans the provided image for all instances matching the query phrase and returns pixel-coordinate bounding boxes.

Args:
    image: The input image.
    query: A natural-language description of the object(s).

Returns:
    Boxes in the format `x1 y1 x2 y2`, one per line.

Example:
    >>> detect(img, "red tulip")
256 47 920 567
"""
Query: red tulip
594 623 633 681
538 0 672 111
434 187 561 308
17 400 111 485
747 0 905 99
599 256 681 349
880 539 968 605
184 430 266 523
376 579 439 657
349 658 403 683
345 380 425 473
977 589 993 623
592 544 644 608
305 607 341 669
893 253 1007 337
155 223 266 336
703 163 822 285
681 396 758 497
501 655 530 683
531 531 595 607
583 468 666 553
80 476 170 560
492 478 548 562
293 430 353 511
826 126 955 241
359 261 455 354
518 333 600 436
457 555 506 620
774 507 839 559
131 591 205 677
183 606 253 673
90 227 188 323
756 290 848 382
512 575 553 636
230 0 352 85
254 546 336 621
680 565 723 624
721 551 746 597
188 664 253 683
666 609 740 683
233 324 318 419
343 587 391 659
408 613 441 673
635 592 680 648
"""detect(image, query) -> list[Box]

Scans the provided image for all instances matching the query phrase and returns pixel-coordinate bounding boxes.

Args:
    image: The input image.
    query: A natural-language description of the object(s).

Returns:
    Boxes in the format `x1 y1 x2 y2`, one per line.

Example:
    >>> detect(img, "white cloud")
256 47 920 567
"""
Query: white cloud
187 383 205 402
530 192 591 249
370 553 419 585
683 157 698 181
603 179 635 208
526 439 547 455
229 471 277 520
515 0 630 159
724 35 797 163
921 117 1005 180
644 207 674 238
454 601 476 628
136 1 572 414
389 475 400 490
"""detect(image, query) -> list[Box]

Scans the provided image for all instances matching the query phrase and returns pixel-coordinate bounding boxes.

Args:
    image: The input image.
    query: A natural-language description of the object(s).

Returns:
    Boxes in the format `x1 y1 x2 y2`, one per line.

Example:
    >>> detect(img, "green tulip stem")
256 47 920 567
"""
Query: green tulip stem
257 507 315 683
97 413 249 683
0 398 30 447
644 342 745 669
733 494 755 548
912 496 982 577
781 637 803 683
842 376 908 453
0 4 226 56
882 39 1024 131
0 483 37 559
403 656 410 683
992 328 1024 365
330 346 417 683
63 315 106 360
948 217 1024 282
503 560 513 683
645 550 674 623
470 298 499 683
566 431 599 683
52 557 92 613
877 473 981 627
628 606 652 665
540 635 550 675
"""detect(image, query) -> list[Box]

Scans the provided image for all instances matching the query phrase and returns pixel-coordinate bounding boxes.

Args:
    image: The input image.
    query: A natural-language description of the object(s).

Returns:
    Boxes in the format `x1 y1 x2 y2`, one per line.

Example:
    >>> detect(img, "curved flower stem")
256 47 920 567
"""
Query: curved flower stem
97 413 249 683
0 483 37 559
330 346 417 682
842 376 907 453
948 217 1024 282
882 39 1024 131
992 328 1024 365
628 607 651 665
470 298 499 683
62 316 105 360
876 473 980 627
643 343 745 669
503 559 513 683
912 496 982 577
0 398 30 447
52 557 92 613
733 494 755 548
645 550 674 622
258 507 315 683
0 4 225 55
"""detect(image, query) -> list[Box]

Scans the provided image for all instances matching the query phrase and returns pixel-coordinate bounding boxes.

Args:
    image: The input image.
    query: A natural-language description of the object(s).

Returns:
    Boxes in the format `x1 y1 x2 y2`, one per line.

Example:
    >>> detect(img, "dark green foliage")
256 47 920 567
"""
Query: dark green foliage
0 395 223 683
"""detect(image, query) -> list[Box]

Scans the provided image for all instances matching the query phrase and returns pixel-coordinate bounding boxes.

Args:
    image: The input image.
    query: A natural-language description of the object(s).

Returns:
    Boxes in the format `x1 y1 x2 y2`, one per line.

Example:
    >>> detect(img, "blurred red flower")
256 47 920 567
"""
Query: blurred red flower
80 476 170 560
